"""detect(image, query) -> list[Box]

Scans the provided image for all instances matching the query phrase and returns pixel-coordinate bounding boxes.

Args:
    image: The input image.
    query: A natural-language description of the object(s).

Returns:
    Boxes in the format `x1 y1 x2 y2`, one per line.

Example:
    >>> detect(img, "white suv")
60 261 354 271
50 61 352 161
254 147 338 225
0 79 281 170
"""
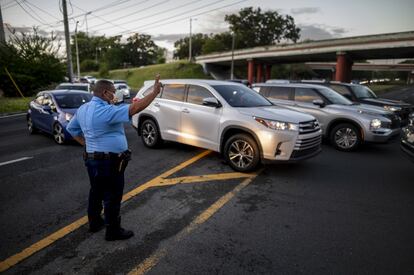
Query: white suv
132 80 322 172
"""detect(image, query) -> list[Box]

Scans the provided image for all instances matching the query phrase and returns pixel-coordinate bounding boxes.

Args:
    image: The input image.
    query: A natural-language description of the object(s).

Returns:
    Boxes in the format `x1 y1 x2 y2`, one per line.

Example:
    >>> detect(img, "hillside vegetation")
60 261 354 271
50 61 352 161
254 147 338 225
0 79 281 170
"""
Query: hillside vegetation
97 61 211 89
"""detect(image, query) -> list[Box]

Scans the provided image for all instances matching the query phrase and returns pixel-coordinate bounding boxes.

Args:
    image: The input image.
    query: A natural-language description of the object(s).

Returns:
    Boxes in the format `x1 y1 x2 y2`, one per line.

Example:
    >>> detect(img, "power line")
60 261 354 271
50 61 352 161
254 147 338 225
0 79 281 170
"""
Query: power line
89 0 172 32
92 0 222 34
70 2 131 32
95 0 150 18
25 0 60 21
119 0 246 35
14 0 53 26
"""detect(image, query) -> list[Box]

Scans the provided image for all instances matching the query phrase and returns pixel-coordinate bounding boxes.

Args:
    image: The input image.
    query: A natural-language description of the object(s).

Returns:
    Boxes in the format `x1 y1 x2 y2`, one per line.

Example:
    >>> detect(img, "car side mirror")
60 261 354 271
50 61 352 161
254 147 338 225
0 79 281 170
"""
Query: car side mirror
43 105 52 112
202 97 222 108
313 99 325 108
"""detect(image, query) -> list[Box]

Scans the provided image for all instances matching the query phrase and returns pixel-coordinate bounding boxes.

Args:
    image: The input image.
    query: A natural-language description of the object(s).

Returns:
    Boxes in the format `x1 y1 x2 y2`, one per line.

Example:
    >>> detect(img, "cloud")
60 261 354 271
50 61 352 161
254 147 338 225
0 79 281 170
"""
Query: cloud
152 33 187 43
298 24 349 40
290 7 321 15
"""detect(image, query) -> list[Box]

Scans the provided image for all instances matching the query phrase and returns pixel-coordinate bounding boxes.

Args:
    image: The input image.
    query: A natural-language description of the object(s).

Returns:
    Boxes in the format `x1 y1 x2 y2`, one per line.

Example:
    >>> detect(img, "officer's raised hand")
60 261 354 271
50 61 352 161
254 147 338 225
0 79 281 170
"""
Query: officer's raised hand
129 74 162 116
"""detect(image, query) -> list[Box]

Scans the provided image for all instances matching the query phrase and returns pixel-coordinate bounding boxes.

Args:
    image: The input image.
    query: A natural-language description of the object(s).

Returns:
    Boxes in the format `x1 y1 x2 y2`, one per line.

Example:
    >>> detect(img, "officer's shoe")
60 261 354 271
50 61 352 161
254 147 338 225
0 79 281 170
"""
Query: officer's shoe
105 227 134 241
89 218 105 233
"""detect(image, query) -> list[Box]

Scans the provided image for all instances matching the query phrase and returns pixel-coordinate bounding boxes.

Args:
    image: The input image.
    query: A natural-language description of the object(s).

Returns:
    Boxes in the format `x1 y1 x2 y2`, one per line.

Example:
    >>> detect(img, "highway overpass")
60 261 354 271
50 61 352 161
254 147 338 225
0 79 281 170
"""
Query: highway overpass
196 31 414 83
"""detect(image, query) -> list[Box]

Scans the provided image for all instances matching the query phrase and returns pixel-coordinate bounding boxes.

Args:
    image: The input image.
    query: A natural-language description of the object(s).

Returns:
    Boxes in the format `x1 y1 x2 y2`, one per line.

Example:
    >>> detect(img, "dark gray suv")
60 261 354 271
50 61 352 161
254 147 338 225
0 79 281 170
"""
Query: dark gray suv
253 83 401 151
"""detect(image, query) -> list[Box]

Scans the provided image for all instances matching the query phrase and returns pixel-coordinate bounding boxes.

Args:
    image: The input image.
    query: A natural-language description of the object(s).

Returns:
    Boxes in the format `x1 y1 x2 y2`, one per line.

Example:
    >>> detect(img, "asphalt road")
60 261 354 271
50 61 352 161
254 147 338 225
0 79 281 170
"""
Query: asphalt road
0 92 413 274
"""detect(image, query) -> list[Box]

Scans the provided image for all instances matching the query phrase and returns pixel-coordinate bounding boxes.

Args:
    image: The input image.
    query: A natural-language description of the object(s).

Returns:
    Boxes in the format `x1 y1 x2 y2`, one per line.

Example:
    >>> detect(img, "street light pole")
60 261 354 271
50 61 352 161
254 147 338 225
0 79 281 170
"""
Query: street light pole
75 21 80 80
85 11 92 36
230 32 235 80
62 0 73 82
189 18 192 62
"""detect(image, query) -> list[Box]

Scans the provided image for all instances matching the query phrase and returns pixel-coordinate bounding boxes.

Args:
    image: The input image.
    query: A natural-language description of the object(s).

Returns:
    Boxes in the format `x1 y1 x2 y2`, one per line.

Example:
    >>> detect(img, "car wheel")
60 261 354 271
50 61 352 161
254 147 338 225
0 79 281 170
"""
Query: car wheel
27 115 37 134
330 123 361 151
224 134 260 172
53 123 66 144
141 119 163 148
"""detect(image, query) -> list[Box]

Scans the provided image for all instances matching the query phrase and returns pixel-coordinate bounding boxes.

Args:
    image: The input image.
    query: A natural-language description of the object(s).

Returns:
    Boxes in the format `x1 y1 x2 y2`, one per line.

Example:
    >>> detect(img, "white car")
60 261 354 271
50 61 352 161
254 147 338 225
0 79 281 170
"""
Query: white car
114 83 131 99
131 79 322 172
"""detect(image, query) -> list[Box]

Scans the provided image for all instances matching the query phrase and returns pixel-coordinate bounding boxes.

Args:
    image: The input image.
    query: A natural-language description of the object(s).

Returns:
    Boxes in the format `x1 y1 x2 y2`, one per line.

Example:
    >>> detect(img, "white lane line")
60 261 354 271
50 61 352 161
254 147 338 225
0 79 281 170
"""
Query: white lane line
0 157 33 167
0 113 26 119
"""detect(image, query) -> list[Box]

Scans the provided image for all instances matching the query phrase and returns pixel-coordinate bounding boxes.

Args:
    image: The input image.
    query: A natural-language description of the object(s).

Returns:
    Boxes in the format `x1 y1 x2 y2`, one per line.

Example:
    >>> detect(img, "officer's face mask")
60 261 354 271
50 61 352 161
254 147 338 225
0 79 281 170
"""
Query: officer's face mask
105 89 117 105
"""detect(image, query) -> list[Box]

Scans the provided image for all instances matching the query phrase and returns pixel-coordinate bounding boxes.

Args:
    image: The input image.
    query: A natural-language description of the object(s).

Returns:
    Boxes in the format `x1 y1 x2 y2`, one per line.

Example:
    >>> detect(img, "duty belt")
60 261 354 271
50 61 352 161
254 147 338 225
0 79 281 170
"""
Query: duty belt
83 152 120 160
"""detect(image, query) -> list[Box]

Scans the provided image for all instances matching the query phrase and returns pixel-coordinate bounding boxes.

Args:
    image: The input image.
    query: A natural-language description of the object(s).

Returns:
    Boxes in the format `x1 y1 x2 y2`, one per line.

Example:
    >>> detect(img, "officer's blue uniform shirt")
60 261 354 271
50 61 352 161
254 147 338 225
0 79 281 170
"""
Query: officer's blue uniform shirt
67 96 130 153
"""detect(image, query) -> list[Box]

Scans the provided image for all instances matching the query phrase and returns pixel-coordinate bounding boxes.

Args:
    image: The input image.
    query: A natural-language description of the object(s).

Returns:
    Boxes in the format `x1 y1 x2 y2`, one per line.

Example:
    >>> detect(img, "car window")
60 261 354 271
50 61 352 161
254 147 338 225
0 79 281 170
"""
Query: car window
116 85 128 90
43 95 54 106
58 85 88 91
35 94 45 105
212 84 272 107
141 85 160 98
294 88 322 103
350 85 377 99
268 86 293 100
54 93 92 108
328 84 352 96
187 85 214 105
317 87 353 105
161 84 185 102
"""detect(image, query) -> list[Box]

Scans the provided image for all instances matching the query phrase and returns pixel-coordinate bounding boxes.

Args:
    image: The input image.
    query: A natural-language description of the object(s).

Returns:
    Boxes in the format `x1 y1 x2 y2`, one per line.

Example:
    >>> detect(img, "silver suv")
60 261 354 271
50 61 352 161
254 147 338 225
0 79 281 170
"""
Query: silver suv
132 80 322 172
253 83 401 151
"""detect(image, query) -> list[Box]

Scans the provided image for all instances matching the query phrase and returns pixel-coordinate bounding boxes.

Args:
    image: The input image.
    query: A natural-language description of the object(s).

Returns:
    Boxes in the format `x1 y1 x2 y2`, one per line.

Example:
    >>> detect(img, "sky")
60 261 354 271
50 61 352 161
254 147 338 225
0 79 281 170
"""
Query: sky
2 0 414 52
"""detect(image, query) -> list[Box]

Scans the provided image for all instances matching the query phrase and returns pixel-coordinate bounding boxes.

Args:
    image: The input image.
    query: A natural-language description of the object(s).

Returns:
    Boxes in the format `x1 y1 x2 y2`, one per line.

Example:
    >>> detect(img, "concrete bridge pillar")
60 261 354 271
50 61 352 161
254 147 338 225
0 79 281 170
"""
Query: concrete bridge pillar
247 59 255 84
256 63 263 83
335 52 353 83
265 65 272 81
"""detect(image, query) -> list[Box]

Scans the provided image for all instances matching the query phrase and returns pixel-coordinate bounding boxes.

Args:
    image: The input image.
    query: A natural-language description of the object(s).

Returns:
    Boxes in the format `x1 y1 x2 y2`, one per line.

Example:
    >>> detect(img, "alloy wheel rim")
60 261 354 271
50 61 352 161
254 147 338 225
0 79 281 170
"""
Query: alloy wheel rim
142 123 156 145
335 127 357 149
228 140 254 169
53 124 64 144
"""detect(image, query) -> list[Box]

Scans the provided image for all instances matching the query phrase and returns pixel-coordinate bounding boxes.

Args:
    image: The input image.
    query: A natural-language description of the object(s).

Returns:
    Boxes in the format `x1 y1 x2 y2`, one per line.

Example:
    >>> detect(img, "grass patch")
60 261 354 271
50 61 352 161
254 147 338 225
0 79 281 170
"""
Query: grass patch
366 84 403 95
0 97 33 114
87 61 211 89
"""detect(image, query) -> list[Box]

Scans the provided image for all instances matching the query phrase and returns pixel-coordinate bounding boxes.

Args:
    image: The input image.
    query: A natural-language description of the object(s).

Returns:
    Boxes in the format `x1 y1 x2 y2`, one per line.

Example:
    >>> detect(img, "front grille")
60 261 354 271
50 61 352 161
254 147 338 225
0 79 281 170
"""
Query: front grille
294 135 322 151
290 145 321 159
299 119 321 134
384 114 401 129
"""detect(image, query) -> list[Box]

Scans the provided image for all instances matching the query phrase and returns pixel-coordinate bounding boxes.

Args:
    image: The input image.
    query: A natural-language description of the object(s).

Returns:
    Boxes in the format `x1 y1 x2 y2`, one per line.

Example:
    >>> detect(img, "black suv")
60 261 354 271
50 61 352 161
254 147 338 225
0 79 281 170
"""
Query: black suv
301 81 413 126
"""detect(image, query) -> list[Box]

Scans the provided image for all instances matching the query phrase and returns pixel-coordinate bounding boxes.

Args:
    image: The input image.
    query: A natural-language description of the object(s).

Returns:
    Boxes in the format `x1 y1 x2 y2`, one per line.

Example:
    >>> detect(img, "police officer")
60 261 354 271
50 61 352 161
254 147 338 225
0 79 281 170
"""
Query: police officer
67 75 162 241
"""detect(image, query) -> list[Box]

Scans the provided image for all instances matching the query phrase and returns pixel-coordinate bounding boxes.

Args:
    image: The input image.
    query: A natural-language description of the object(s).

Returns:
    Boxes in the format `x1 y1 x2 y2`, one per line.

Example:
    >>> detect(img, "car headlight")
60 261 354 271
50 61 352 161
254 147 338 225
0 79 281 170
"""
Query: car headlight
65 113 73 121
384 105 402 112
255 117 299 131
370 119 382 129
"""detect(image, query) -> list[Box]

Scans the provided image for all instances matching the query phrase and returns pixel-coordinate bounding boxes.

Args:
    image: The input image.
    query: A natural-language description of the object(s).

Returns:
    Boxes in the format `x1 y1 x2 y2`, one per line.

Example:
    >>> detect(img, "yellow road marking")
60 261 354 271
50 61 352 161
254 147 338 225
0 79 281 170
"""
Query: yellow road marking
156 172 256 186
0 150 211 273
128 170 262 275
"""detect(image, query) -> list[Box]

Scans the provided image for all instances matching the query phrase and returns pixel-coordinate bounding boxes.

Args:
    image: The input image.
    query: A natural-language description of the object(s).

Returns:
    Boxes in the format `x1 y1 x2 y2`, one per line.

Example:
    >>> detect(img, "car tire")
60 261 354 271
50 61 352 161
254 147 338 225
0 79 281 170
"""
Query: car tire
141 119 163 148
27 115 37 134
329 123 361 151
224 133 260 172
53 123 66 145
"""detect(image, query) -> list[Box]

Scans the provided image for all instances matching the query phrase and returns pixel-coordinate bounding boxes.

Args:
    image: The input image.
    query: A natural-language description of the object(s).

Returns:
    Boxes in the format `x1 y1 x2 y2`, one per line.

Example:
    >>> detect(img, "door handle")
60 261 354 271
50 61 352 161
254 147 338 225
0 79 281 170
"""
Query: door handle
154 102 160 107
182 108 190 113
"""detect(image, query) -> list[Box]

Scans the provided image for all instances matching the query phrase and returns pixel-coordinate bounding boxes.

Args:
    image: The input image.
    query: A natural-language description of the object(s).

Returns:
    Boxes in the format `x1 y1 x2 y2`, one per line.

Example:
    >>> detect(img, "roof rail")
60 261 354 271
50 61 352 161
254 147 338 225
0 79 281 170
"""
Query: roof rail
265 79 291 84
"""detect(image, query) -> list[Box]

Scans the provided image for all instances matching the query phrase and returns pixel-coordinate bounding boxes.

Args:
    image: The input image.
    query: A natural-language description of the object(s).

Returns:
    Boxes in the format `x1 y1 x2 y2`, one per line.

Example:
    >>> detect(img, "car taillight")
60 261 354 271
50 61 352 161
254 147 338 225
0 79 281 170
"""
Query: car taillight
132 98 140 102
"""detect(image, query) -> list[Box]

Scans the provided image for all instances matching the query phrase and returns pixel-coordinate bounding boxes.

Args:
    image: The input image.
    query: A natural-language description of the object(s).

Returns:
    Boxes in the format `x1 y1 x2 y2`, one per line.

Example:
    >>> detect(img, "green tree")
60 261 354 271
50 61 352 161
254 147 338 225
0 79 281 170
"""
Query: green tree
125 33 160 67
225 7 301 48
173 33 209 60
0 28 65 97
202 32 233 54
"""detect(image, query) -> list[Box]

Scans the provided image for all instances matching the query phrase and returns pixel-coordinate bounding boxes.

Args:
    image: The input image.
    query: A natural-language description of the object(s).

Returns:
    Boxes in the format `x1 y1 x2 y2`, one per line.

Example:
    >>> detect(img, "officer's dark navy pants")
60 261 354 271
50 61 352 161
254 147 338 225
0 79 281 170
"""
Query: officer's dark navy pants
85 159 124 226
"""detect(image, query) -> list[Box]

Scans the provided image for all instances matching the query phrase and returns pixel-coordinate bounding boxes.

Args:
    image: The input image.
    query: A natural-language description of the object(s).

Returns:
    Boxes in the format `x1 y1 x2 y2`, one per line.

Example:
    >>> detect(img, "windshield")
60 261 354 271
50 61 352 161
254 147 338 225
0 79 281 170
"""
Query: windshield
54 93 92 108
351 85 377 99
116 85 128 89
318 87 353 105
212 84 272 107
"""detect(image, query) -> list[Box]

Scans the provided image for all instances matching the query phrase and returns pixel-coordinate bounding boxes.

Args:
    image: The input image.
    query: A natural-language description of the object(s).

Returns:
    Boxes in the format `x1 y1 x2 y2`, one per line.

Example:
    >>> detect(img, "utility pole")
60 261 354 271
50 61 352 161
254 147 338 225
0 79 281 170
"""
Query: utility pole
189 18 192 62
62 0 73 82
85 11 91 36
0 1 6 44
75 21 80 79
230 32 235 80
